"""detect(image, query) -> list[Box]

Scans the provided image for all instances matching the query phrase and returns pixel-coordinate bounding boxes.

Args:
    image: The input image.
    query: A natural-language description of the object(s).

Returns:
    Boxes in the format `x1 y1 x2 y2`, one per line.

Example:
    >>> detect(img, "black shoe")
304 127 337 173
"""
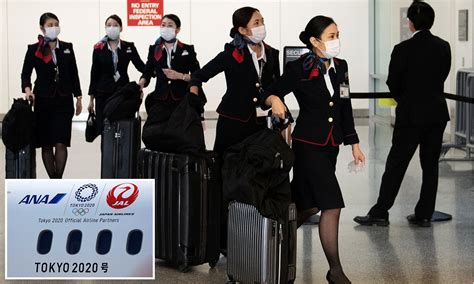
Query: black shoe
407 214 431 227
353 214 389 226
326 270 351 284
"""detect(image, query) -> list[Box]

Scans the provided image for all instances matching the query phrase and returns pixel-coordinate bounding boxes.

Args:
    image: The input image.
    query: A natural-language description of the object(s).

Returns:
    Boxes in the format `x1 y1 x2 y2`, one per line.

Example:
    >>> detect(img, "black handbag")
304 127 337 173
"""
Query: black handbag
2 98 35 151
85 112 99 142
142 93 206 154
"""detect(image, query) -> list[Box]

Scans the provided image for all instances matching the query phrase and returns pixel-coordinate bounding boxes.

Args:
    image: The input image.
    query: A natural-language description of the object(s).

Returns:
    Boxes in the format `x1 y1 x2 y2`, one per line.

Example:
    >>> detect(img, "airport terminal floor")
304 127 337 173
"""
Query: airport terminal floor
0 118 472 284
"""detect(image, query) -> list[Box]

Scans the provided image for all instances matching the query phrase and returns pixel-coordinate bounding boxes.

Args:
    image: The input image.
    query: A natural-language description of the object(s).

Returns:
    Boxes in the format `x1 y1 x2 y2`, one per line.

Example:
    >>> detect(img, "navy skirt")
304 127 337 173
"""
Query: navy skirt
34 96 74 148
291 140 345 210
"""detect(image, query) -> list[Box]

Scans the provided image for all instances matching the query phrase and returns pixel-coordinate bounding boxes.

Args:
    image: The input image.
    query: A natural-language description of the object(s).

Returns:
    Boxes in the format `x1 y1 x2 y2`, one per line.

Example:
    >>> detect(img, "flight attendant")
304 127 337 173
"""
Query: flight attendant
188 7 281 253
138 14 201 111
189 6 280 157
264 16 365 283
88 14 145 133
21 12 82 179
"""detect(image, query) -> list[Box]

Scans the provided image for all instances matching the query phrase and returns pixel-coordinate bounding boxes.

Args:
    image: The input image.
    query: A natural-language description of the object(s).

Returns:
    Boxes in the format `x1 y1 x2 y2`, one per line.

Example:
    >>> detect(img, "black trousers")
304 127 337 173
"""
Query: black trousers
369 123 446 220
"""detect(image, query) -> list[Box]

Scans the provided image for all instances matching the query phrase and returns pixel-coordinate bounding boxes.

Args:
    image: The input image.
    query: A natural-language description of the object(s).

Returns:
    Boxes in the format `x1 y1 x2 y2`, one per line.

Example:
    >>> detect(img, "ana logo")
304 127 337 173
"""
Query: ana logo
75 184 99 202
106 183 139 209
18 193 66 205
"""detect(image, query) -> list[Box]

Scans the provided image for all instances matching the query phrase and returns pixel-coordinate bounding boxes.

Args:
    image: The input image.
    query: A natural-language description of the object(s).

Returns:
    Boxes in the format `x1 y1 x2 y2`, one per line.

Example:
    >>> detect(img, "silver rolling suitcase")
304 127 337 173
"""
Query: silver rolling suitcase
227 202 297 284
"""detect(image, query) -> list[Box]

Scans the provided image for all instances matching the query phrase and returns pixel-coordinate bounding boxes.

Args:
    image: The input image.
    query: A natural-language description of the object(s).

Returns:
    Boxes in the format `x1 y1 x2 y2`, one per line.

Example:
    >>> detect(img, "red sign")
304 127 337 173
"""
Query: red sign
127 0 163 26
107 183 139 209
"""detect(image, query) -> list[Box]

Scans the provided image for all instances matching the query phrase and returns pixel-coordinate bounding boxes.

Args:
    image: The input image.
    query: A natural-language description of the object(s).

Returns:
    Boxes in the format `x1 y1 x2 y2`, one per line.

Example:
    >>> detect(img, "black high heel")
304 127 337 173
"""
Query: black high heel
326 271 335 284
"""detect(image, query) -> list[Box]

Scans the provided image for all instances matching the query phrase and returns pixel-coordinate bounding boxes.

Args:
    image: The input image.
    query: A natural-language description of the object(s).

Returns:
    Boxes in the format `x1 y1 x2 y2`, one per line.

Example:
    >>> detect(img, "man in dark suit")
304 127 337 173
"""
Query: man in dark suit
354 1 451 227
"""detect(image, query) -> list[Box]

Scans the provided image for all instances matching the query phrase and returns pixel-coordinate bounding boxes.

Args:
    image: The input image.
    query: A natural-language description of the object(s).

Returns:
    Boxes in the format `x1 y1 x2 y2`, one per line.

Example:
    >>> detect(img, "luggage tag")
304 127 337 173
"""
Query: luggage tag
256 107 269 117
340 83 350 99
113 71 121 82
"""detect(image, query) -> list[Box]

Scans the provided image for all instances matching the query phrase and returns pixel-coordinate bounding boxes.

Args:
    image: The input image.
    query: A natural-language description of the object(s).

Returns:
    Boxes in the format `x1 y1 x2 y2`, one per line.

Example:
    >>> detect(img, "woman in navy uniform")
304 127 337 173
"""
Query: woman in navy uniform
21 12 82 179
264 16 365 283
188 6 281 253
138 14 200 110
88 14 145 132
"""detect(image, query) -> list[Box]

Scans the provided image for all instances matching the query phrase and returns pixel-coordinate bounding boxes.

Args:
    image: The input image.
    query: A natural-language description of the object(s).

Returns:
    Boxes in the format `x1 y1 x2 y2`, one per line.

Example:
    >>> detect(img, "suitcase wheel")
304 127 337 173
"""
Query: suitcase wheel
178 263 190 273
208 258 219 268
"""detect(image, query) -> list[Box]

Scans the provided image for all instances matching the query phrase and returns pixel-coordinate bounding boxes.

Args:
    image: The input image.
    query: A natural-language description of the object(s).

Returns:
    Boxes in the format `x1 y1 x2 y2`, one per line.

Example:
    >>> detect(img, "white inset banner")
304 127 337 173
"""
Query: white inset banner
5 179 154 280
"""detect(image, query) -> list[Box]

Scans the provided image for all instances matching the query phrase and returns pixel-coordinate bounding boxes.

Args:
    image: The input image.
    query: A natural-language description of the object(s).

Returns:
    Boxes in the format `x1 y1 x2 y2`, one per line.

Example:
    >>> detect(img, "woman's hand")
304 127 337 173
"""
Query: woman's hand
75 97 83 116
352 143 366 165
25 87 35 105
162 68 183 80
88 96 95 113
190 86 199 95
266 95 286 119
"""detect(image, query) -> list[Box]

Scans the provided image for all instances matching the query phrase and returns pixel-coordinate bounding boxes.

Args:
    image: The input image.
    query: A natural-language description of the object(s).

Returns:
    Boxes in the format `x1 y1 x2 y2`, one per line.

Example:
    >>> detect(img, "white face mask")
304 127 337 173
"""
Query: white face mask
160 27 176 42
44 26 61 40
319 39 340 59
106 26 121 41
248 25 266 44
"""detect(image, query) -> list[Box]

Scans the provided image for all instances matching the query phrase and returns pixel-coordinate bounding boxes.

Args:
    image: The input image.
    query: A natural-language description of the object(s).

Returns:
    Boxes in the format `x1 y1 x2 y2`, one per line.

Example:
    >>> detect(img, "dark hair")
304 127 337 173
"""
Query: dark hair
105 14 122 27
39 12 59 26
163 14 181 28
229 6 259 38
407 1 435 30
299 15 336 49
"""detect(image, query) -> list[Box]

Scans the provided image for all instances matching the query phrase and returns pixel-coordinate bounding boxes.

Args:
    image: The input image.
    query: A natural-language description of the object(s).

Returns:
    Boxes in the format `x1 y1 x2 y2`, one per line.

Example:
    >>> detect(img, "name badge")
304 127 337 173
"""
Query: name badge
340 83 350 99
256 107 269 117
113 71 121 82
126 49 132 53
182 50 189 56
63 49 71 54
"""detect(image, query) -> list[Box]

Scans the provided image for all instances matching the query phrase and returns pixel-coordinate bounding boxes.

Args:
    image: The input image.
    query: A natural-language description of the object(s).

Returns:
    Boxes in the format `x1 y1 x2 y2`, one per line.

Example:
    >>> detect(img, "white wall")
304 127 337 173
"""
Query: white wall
1 0 8 114
0 0 371 115
452 0 474 72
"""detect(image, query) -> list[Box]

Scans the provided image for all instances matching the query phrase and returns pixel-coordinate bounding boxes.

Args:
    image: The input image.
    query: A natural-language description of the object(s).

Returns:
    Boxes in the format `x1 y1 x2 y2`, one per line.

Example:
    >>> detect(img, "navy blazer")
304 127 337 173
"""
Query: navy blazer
88 40 145 97
141 41 200 101
190 42 280 122
21 40 82 97
264 56 359 146
387 30 451 127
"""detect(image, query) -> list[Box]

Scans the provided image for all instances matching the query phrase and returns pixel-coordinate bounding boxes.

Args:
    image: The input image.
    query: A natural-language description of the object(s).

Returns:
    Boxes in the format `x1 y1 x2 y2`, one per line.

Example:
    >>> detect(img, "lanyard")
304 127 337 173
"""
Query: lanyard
258 59 265 81
112 49 118 73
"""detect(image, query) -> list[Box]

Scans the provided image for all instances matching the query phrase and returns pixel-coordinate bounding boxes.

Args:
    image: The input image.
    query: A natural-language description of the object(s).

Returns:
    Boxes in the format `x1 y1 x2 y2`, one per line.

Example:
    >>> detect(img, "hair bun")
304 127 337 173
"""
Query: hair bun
230 27 237 38
299 31 308 44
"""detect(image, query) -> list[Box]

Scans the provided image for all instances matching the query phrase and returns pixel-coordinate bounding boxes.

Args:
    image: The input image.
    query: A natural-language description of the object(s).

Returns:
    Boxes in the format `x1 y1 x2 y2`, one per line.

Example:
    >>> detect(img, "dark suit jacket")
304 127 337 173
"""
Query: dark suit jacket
190 43 280 122
265 56 359 146
387 30 451 127
88 40 145 97
21 40 82 97
141 41 200 101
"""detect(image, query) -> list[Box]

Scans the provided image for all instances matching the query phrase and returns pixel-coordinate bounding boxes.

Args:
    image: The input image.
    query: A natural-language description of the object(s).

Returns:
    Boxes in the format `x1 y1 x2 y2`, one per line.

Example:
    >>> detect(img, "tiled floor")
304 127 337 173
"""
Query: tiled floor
0 119 473 283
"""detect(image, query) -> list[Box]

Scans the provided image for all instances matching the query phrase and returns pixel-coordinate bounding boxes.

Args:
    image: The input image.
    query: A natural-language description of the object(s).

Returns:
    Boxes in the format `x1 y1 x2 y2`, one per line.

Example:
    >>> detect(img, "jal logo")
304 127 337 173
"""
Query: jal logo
18 193 66 205
106 183 139 209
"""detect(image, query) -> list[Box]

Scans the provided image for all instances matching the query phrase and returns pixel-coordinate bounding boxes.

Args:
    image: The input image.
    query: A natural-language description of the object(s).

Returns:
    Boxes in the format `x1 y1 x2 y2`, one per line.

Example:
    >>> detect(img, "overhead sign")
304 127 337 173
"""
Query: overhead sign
127 0 163 26
6 179 154 280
